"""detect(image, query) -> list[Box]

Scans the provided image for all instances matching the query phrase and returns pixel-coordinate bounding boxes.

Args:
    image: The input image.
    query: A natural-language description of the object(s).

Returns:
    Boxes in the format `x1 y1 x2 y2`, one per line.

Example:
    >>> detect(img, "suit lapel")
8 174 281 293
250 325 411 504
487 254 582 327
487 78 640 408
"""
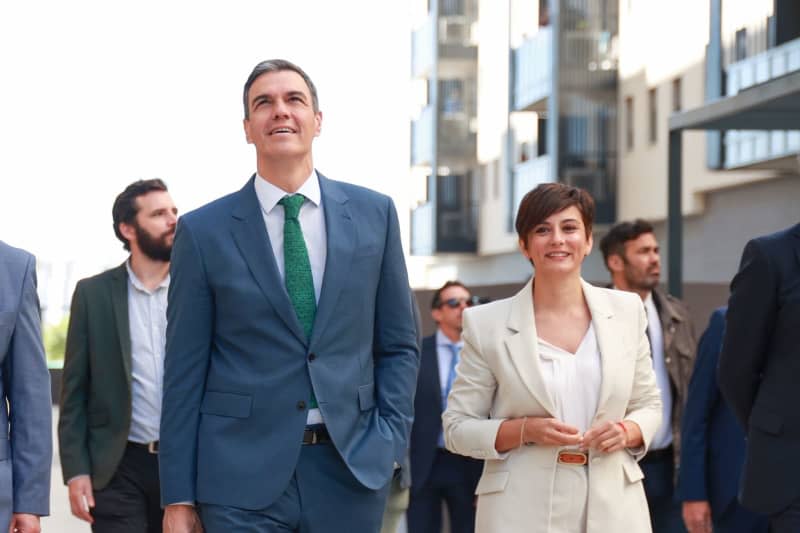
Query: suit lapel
503 278 557 417
110 264 132 386
310 175 355 348
230 177 306 344
582 281 618 417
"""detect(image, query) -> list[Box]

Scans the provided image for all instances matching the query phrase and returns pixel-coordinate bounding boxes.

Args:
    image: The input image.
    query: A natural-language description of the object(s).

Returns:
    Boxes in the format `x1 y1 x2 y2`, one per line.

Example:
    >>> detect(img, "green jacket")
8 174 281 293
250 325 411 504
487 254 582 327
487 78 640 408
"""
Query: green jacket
58 263 133 489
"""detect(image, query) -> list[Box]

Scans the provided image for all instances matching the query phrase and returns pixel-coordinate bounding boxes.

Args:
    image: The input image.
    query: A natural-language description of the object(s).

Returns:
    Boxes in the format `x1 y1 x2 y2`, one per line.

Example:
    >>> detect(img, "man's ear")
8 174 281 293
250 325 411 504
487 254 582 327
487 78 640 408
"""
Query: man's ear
431 307 442 325
119 222 136 246
243 118 253 144
607 253 624 274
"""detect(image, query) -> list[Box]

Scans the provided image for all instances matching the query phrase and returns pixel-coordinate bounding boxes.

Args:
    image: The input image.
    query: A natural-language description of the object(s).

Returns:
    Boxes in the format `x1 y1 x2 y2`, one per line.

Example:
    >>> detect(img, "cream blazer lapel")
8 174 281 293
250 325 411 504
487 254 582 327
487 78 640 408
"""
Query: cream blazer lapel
503 278 557 417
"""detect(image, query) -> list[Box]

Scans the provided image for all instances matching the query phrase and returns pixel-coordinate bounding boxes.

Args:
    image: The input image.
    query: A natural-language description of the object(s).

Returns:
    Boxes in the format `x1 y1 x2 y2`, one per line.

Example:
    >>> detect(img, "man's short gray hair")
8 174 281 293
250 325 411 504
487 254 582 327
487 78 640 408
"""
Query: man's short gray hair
242 59 320 118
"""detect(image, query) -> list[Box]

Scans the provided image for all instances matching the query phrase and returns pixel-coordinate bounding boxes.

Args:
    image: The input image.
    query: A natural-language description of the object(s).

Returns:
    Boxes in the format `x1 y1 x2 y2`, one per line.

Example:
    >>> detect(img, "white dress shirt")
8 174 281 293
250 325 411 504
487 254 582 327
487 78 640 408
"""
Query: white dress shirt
644 292 673 450
126 261 169 444
253 171 327 424
537 324 602 434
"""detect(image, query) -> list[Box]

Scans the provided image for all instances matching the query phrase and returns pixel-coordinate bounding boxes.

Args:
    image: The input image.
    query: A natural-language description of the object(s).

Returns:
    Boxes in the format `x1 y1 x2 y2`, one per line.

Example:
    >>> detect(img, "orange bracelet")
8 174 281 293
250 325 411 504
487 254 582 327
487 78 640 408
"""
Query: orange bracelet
616 421 629 446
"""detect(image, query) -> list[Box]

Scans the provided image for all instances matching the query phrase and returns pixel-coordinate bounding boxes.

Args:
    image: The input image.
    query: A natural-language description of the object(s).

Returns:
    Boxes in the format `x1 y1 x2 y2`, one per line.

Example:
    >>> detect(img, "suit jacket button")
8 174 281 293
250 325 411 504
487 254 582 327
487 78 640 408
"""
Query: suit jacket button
308 353 316 361
297 401 306 410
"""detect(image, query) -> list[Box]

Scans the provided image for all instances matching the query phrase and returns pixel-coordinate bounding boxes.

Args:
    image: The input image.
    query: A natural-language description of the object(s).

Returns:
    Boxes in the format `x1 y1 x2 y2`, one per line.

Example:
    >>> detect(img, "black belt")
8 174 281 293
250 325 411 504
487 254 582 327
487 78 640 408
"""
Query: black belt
641 445 673 464
128 440 159 454
302 425 331 445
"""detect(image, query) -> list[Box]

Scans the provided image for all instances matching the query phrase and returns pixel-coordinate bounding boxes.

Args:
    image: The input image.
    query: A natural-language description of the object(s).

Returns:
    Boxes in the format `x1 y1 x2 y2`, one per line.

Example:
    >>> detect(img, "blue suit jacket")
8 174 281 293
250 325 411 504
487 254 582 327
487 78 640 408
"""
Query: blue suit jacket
0 242 51 526
676 307 746 519
410 335 482 493
160 175 420 510
719 223 800 514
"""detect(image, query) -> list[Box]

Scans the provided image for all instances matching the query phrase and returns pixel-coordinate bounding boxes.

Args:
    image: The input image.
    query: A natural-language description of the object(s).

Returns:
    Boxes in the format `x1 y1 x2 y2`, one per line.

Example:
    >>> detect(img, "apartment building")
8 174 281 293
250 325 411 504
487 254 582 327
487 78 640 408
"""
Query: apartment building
409 0 799 324
408 0 617 294
619 0 799 308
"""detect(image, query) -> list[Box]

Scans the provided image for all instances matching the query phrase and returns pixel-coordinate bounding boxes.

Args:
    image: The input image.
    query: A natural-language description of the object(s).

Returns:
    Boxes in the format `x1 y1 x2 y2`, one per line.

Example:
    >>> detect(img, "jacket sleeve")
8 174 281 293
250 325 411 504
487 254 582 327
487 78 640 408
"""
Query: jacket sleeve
718 239 775 428
443 310 509 461
159 219 214 505
676 308 725 502
6 254 52 515
623 299 663 460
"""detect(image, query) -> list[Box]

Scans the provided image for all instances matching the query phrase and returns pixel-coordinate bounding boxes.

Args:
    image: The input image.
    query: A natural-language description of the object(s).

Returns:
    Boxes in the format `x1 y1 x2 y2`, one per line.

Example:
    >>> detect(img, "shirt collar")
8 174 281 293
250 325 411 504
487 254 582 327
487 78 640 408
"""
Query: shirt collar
436 329 462 349
253 170 320 215
126 259 170 294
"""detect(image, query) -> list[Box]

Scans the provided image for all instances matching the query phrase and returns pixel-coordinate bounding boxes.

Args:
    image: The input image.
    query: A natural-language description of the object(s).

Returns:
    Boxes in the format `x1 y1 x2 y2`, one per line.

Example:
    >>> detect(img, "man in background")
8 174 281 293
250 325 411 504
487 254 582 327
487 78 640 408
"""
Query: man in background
0 240 52 533
600 220 696 533
407 281 482 533
59 179 177 531
676 307 767 533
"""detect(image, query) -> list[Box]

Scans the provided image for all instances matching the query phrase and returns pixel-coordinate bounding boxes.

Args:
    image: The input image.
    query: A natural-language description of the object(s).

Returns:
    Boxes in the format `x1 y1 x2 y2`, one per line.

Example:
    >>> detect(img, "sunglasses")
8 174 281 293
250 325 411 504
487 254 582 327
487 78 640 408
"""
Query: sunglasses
439 297 478 309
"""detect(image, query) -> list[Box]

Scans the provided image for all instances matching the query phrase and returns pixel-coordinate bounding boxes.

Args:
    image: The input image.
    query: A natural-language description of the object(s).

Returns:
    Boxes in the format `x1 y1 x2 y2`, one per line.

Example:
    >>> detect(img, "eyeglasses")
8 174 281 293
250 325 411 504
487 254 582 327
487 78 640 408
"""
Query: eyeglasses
439 297 476 309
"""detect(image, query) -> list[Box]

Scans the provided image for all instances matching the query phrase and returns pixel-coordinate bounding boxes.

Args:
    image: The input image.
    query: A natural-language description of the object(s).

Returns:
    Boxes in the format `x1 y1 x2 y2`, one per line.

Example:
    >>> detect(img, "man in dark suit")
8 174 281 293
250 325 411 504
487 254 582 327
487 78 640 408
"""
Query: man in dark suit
160 59 419 533
0 241 52 533
59 179 178 532
719 223 800 533
676 307 767 533
600 219 696 533
407 281 482 533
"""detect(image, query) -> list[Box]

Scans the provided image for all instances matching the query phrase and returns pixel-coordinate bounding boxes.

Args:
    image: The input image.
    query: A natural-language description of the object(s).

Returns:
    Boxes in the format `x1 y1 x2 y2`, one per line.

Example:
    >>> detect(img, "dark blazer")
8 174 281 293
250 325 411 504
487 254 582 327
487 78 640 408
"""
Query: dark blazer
59 264 133 489
0 241 52 526
160 175 419 510
409 334 482 492
677 307 748 519
719 223 800 514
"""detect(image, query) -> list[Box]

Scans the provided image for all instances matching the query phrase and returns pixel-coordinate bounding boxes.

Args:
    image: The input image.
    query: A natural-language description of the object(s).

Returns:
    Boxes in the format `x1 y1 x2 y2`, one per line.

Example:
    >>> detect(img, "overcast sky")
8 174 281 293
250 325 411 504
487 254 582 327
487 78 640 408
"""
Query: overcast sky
0 1 415 317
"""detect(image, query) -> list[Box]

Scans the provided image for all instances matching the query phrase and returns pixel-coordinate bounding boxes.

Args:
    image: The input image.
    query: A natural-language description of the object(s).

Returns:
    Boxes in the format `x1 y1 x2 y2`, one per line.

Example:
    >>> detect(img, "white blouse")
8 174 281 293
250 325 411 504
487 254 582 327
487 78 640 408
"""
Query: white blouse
537 324 602 433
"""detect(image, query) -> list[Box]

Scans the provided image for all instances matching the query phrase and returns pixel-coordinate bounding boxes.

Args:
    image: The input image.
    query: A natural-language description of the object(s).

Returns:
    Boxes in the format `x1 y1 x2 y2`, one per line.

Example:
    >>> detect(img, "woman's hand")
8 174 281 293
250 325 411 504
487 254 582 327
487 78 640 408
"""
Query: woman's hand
495 417 582 452
524 417 583 446
582 420 641 453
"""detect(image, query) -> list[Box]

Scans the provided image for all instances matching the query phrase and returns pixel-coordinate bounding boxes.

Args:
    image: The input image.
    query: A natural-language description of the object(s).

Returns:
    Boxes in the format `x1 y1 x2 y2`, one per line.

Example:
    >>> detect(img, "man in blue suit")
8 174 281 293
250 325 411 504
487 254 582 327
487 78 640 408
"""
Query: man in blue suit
676 307 767 533
0 241 52 532
160 59 419 533
719 223 800 532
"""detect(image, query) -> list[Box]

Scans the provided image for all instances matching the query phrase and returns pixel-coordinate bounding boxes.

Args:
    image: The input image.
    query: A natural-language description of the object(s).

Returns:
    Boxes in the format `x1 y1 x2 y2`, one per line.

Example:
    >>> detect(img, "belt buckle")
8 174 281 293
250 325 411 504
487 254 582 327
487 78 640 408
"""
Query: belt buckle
147 441 159 454
309 429 318 445
557 450 587 466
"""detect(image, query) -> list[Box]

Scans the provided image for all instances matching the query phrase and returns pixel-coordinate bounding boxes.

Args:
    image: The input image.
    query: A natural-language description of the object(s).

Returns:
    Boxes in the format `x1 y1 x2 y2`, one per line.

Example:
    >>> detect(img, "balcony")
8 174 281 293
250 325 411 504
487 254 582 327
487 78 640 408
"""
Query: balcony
411 105 435 166
410 174 478 256
512 154 553 216
513 27 553 112
412 11 436 79
724 36 800 168
410 202 435 256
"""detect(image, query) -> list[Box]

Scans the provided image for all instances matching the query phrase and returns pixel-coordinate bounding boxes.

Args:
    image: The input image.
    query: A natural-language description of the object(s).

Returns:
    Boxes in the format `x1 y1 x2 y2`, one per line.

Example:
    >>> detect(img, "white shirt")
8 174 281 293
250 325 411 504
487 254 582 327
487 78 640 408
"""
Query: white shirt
537 324 602 434
644 292 673 450
125 261 169 444
253 171 327 424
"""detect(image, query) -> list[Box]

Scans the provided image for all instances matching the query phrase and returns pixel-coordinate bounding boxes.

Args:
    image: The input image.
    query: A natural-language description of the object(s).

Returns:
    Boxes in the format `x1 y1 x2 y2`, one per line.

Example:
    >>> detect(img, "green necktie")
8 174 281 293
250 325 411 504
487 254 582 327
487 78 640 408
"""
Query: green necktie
278 194 317 408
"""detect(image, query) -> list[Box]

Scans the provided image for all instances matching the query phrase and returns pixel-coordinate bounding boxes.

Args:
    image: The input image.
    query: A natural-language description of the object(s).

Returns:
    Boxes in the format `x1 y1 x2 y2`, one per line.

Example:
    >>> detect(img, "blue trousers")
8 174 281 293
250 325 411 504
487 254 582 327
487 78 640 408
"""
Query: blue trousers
199 441 391 533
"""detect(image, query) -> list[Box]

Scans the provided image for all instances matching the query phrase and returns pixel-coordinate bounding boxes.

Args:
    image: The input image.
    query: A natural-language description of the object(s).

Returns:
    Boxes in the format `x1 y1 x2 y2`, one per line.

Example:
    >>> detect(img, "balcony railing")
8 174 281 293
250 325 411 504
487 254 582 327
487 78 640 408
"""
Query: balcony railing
412 11 436 79
512 154 553 216
410 202 435 256
724 36 800 168
411 105 435 166
513 27 553 111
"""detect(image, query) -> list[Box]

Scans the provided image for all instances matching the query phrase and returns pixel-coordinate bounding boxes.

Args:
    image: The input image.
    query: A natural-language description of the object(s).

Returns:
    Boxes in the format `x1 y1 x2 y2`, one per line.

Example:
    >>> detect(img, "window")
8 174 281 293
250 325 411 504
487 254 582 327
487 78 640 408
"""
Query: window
648 88 657 144
672 78 682 112
625 96 634 151
735 28 747 61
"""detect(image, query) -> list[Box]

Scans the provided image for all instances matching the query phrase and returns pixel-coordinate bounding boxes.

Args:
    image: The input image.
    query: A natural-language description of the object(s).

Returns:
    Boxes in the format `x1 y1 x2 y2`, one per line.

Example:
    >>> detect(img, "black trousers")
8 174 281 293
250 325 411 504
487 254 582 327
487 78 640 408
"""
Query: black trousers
640 449 687 533
91 442 162 533
407 449 477 533
769 497 800 533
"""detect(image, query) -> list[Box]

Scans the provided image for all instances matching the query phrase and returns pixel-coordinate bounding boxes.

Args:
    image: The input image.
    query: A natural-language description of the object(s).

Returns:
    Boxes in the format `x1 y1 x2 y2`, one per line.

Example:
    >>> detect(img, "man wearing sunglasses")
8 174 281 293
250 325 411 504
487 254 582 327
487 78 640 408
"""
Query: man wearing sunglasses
407 281 483 533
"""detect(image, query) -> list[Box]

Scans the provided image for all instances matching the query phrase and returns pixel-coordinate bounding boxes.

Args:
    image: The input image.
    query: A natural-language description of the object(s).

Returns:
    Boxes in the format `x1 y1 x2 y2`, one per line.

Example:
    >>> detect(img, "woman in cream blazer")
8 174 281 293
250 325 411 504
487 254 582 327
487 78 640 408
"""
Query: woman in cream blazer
443 183 662 533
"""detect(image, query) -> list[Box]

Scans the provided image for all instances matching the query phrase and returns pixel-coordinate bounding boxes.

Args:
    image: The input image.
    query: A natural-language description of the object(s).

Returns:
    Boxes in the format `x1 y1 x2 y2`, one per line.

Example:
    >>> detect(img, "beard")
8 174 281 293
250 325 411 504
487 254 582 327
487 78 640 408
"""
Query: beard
135 224 173 262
